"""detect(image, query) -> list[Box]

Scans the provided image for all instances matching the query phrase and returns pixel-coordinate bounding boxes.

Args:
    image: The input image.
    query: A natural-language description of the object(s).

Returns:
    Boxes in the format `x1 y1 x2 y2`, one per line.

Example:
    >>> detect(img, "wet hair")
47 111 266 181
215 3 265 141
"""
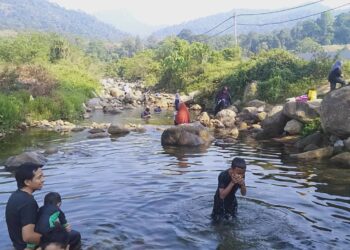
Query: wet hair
15 162 43 189
44 192 62 206
41 225 69 250
231 157 246 169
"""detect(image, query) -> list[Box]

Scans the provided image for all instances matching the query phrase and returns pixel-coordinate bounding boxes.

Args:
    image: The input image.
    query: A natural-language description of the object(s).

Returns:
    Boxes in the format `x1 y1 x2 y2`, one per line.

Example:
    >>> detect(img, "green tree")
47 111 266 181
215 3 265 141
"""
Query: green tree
317 12 334 45
334 12 350 44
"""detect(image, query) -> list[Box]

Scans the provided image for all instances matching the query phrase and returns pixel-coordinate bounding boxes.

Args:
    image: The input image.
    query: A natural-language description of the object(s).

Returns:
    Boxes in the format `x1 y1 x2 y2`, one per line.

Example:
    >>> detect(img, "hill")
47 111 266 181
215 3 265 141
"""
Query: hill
0 0 126 41
152 3 347 38
94 9 164 38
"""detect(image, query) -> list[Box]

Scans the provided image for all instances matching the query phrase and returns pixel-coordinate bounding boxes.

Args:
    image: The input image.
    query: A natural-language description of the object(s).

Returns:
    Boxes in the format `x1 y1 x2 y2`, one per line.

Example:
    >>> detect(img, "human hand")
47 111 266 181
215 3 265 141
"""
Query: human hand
65 223 72 232
231 174 244 186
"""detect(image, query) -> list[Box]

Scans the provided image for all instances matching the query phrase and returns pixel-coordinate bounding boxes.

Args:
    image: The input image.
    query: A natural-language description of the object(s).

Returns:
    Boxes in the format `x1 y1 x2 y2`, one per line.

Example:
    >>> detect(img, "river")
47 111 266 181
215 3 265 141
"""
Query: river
0 108 349 249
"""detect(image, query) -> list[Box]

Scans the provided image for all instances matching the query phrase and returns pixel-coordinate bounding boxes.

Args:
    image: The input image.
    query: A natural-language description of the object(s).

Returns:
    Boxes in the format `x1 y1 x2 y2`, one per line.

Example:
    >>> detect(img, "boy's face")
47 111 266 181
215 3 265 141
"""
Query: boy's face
232 167 246 178
25 168 45 191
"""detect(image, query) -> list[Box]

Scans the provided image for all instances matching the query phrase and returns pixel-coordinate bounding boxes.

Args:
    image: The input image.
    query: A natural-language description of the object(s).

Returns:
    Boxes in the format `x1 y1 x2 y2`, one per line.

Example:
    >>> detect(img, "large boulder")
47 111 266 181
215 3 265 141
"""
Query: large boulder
330 152 350 167
290 146 333 160
5 152 47 171
294 132 326 149
320 86 350 138
256 105 289 139
161 123 214 147
283 101 321 123
215 109 236 128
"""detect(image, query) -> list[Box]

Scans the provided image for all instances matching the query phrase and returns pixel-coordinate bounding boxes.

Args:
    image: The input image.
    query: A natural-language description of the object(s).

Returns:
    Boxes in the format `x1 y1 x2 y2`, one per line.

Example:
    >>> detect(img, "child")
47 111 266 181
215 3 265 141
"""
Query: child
35 192 70 235
154 106 162 113
141 107 151 119
211 157 247 221
35 192 81 250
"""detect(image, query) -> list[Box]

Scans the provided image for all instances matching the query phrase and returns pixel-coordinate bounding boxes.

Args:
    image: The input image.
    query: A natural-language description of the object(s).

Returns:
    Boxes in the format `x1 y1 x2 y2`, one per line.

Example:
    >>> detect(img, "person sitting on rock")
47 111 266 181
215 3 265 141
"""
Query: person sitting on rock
154 106 162 113
214 86 232 115
175 103 190 125
328 61 348 91
141 107 151 119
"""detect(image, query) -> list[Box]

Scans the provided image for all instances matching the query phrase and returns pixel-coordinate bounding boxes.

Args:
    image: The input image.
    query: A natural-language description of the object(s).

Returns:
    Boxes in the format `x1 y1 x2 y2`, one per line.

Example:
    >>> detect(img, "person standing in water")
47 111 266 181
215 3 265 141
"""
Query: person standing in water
328 61 348 91
211 157 247 221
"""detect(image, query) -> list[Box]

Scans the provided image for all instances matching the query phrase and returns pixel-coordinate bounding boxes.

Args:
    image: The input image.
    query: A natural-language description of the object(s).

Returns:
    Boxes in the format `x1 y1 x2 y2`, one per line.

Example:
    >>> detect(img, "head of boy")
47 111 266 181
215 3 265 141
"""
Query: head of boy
41 226 69 250
145 107 150 112
15 162 44 191
231 157 246 177
44 192 62 207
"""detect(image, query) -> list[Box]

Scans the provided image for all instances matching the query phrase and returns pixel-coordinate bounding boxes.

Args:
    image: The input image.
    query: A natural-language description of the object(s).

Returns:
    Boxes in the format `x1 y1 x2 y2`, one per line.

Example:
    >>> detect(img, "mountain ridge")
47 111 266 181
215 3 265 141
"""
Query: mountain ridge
0 0 126 41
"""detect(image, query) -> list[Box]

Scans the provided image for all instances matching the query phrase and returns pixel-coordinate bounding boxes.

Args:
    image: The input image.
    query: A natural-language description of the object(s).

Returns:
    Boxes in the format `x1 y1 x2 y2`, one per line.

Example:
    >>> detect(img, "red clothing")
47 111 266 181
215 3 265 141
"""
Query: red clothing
175 103 190 125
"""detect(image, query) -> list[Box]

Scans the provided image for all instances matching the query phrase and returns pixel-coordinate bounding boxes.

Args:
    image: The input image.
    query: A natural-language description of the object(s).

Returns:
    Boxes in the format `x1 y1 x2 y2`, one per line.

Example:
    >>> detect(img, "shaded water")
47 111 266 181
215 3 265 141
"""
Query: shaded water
0 109 349 249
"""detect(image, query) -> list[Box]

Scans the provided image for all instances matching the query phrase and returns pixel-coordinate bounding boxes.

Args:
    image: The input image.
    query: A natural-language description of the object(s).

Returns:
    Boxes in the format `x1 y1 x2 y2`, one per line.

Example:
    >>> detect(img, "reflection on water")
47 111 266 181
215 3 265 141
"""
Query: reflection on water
0 110 349 249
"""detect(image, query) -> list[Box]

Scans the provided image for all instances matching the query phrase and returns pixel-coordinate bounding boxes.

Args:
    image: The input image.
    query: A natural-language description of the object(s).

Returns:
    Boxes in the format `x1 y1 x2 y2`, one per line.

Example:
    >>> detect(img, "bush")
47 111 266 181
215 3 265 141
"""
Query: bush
0 94 24 131
301 118 322 137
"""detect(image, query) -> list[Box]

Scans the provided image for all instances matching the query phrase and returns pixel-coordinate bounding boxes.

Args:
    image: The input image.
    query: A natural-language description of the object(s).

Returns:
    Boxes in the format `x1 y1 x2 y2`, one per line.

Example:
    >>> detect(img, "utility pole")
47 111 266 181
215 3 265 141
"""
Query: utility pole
233 11 237 46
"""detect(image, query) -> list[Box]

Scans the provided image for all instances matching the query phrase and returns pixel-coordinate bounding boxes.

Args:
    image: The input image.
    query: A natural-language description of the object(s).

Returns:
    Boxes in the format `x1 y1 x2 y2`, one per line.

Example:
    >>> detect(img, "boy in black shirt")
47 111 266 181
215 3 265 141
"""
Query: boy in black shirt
6 162 44 250
211 157 247 221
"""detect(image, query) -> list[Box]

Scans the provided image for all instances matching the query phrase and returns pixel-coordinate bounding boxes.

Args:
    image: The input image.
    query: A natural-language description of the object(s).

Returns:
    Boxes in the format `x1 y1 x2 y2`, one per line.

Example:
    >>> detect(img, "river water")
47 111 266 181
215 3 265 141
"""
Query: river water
0 109 349 250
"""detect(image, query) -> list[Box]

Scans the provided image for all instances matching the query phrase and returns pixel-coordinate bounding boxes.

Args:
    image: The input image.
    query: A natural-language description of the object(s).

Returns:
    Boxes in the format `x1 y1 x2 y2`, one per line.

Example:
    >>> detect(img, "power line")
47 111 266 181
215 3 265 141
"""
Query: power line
198 0 325 36
201 16 233 35
237 0 324 17
237 2 350 26
203 2 350 41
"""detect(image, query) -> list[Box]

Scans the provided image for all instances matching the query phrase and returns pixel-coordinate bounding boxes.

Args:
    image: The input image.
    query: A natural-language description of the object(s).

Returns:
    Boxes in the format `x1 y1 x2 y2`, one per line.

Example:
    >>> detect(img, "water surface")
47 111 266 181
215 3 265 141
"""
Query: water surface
0 109 349 249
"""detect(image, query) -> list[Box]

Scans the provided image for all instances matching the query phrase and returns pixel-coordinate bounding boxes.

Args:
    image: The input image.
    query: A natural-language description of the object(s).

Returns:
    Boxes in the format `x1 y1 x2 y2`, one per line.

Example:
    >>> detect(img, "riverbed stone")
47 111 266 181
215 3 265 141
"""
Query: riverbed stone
161 123 214 147
320 86 350 138
5 152 48 171
330 152 350 167
197 112 211 127
87 132 109 139
215 109 236 128
88 128 105 134
256 105 289 139
344 137 350 151
294 132 325 149
108 124 130 135
190 104 202 110
283 101 321 123
284 119 303 135
290 146 333 160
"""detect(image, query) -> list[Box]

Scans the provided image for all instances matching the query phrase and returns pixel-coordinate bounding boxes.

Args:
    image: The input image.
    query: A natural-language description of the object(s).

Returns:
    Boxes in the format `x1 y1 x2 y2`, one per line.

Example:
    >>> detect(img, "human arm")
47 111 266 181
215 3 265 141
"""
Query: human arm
219 181 236 199
58 209 71 232
232 175 247 196
22 224 41 245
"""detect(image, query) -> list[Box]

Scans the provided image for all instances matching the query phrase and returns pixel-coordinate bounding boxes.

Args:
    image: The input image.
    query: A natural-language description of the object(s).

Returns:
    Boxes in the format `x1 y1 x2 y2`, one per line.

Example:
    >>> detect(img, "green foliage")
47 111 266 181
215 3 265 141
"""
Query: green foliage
301 118 322 137
0 33 100 131
0 94 24 131
221 49 329 104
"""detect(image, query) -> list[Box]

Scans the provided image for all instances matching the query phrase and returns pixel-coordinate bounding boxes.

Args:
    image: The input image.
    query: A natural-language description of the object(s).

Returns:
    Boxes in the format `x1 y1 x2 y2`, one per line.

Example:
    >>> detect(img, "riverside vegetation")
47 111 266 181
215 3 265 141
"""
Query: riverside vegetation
0 32 349 135
0 33 101 132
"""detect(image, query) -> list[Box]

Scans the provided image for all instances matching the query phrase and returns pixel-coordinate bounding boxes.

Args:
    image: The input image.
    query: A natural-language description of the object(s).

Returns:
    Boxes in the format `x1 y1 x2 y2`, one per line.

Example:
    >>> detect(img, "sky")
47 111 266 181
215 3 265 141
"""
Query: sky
49 0 350 25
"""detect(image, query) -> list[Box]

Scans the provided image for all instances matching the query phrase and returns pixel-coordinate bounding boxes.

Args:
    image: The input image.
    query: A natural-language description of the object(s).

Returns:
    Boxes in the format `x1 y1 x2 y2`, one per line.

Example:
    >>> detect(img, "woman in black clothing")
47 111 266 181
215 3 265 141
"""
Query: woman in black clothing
328 61 348 91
